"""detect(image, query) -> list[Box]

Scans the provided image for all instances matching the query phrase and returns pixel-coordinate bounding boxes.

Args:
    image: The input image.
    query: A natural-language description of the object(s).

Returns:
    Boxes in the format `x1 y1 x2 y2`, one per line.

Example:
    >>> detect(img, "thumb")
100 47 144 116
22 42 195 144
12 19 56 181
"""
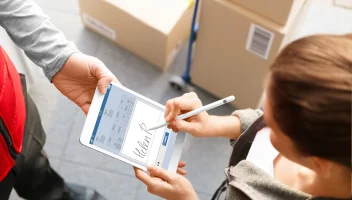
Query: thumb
97 76 113 94
148 165 174 183
97 73 121 94
175 120 198 135
88 56 120 94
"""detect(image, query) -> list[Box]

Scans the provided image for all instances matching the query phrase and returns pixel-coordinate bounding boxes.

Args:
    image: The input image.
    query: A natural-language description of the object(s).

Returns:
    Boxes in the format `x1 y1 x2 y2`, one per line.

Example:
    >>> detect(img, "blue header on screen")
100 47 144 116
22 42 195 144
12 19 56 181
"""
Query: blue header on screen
90 84 112 144
162 132 169 146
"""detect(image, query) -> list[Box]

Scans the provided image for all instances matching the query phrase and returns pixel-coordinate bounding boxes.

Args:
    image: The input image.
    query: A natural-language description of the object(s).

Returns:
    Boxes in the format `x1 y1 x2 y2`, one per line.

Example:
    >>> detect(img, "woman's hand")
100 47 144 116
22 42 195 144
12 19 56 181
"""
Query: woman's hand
165 92 212 137
134 166 198 200
165 92 242 139
177 161 187 176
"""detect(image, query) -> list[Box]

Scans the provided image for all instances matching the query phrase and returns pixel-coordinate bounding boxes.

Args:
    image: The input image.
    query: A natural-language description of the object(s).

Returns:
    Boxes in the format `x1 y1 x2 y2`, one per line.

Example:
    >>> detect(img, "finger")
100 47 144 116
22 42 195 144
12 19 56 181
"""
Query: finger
88 57 119 94
174 120 198 134
164 100 173 119
134 168 174 197
168 120 176 130
164 94 199 121
147 165 174 183
109 73 120 84
134 167 154 186
88 56 120 94
165 98 201 122
80 103 91 115
183 92 198 98
169 120 180 133
165 99 181 122
169 121 179 132
178 161 186 168
177 168 187 176
97 76 114 94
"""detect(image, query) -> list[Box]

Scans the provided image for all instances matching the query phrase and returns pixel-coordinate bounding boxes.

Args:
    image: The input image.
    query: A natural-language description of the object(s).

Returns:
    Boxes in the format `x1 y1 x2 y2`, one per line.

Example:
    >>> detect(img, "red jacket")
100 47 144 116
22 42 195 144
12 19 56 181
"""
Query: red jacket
0 46 26 181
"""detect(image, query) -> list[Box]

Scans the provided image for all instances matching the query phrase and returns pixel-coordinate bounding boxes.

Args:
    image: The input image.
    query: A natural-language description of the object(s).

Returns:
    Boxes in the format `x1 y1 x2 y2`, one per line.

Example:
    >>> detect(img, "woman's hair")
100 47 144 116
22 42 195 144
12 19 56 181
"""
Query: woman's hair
268 34 352 168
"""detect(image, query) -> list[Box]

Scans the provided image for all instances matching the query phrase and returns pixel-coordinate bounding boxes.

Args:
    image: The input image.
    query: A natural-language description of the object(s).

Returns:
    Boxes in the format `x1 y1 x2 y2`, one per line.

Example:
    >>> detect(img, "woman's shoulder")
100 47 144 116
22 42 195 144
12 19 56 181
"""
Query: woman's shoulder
225 160 312 200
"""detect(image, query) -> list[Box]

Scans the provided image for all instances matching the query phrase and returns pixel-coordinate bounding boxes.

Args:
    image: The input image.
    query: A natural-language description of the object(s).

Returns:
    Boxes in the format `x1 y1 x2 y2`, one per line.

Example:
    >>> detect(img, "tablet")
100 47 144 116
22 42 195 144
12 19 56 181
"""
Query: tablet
80 83 186 172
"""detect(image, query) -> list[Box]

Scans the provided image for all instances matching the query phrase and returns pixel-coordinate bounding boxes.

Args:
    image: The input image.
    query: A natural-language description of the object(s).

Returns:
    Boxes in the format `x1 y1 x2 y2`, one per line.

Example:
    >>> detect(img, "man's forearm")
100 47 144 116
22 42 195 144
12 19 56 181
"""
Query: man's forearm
0 0 79 80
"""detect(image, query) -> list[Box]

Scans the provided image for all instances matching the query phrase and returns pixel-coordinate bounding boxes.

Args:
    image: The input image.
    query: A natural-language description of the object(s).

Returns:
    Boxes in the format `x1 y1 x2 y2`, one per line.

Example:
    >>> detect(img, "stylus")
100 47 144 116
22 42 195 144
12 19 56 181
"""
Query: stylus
147 95 235 131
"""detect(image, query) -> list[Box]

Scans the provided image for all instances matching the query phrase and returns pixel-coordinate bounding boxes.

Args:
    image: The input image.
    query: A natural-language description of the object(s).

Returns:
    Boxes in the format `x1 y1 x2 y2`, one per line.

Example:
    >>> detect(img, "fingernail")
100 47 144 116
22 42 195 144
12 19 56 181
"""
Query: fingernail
100 87 107 94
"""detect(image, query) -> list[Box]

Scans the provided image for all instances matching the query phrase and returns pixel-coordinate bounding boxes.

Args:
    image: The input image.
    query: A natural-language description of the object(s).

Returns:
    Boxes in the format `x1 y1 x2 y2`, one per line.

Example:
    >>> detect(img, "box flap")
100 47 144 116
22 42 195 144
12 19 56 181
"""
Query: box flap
105 0 193 34
219 0 290 34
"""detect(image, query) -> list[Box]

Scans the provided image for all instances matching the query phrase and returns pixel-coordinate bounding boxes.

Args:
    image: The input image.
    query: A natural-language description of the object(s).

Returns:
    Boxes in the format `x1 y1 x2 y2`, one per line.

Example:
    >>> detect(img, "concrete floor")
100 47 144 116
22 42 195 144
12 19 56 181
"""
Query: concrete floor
9 0 352 199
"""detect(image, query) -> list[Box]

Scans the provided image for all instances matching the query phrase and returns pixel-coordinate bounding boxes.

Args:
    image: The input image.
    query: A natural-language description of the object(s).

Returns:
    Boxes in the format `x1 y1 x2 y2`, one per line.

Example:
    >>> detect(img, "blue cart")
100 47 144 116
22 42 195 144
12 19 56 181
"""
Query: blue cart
169 0 200 91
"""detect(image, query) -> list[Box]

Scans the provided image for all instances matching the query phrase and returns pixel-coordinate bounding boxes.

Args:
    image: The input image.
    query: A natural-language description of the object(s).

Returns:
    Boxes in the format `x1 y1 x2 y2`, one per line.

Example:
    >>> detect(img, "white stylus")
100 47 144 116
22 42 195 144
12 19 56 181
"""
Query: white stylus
147 95 235 131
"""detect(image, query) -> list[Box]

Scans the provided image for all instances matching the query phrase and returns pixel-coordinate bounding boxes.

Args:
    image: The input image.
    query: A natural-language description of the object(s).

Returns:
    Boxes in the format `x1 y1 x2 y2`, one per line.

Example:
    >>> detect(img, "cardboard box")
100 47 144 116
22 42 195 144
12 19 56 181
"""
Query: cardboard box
191 0 306 108
78 0 194 70
335 0 352 9
228 0 305 25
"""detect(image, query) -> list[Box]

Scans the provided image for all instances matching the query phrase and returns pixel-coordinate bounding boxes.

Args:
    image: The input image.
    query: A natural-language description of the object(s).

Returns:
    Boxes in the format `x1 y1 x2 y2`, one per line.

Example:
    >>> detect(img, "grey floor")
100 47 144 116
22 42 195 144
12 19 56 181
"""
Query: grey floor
9 0 352 199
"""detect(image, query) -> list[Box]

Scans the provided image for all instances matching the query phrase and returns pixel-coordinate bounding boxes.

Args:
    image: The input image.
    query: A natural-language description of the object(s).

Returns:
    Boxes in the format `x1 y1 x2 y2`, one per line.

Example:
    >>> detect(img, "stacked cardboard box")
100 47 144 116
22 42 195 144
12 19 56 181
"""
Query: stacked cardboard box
228 0 305 25
78 0 194 70
191 0 306 108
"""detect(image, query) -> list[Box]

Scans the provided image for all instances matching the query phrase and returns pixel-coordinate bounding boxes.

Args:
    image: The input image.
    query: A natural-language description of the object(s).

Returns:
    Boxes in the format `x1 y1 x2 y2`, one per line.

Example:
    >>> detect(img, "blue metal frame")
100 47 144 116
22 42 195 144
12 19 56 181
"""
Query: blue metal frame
181 0 200 84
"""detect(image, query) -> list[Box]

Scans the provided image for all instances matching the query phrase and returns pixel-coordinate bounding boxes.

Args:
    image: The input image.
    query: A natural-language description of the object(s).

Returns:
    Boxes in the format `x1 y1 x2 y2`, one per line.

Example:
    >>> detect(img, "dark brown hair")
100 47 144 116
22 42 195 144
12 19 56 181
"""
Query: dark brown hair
268 34 352 168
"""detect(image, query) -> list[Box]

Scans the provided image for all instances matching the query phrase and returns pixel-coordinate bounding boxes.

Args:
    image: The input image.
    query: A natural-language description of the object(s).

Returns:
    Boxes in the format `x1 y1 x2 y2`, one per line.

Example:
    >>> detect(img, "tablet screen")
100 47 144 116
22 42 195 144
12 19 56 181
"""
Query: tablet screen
89 84 174 167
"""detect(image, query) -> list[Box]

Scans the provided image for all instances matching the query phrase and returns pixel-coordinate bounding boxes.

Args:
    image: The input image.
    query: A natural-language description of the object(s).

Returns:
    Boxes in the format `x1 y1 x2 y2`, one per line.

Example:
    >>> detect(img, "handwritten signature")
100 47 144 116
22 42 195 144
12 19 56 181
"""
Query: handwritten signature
133 123 153 159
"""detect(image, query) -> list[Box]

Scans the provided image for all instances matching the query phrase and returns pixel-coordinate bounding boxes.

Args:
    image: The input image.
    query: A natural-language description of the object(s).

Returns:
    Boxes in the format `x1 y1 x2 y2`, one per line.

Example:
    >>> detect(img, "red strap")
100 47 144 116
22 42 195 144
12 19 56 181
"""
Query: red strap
0 46 26 153
0 46 26 181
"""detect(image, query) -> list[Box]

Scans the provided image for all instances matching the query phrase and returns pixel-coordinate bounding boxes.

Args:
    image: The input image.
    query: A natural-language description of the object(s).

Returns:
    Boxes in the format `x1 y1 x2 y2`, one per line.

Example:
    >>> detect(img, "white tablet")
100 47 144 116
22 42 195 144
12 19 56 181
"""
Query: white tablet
80 83 186 172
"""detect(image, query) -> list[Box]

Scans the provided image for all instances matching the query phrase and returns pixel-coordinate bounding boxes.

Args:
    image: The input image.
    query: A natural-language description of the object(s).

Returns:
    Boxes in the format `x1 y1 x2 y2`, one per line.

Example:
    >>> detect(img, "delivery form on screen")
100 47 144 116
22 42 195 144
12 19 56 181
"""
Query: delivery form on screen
88 84 175 168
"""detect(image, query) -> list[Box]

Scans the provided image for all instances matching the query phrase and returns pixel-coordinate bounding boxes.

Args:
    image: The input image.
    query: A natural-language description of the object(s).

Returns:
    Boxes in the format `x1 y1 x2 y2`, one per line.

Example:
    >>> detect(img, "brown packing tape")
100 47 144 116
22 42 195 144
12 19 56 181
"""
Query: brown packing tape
186 0 196 10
